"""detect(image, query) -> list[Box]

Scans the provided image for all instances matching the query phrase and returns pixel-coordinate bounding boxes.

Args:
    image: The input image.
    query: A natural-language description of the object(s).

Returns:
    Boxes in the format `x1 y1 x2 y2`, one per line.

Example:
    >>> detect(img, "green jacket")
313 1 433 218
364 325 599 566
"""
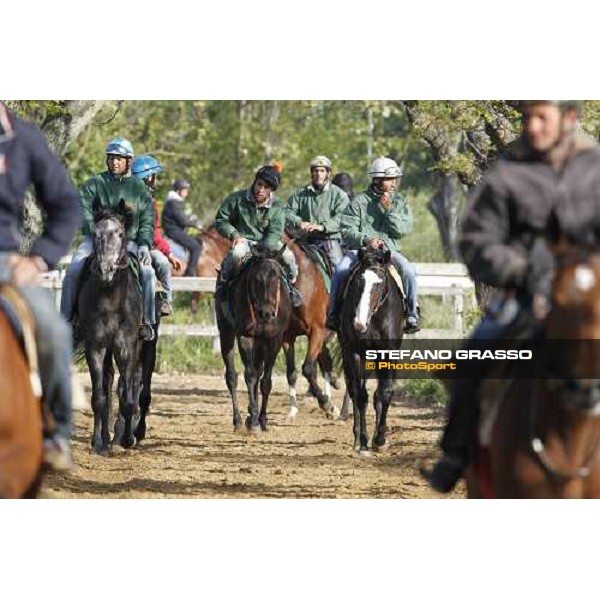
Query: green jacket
341 186 413 251
80 171 155 248
286 183 349 240
215 188 286 250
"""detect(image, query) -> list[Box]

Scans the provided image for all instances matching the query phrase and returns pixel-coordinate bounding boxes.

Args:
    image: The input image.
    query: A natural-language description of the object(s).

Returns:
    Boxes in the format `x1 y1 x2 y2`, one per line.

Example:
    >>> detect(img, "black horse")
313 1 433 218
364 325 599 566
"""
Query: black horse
77 200 143 454
216 244 293 432
339 247 405 454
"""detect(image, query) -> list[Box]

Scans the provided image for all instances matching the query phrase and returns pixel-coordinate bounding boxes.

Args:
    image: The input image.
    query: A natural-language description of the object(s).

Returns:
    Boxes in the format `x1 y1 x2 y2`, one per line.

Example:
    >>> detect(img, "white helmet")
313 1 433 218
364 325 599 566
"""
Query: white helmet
368 156 402 179
310 155 332 170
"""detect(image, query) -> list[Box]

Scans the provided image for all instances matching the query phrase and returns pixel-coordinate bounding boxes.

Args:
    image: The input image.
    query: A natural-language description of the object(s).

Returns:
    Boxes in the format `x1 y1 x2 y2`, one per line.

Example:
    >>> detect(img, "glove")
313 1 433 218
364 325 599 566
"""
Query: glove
138 245 151 266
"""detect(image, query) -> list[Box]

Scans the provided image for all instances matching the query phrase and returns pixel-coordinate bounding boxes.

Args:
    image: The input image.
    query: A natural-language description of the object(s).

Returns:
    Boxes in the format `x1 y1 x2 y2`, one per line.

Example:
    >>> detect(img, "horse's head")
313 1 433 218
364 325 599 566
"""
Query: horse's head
247 244 288 322
545 246 600 414
92 199 131 284
352 247 391 333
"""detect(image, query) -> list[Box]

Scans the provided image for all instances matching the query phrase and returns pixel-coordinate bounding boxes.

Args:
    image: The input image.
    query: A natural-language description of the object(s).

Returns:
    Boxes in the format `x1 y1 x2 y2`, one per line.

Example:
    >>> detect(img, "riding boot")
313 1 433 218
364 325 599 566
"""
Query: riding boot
287 278 303 308
421 378 479 493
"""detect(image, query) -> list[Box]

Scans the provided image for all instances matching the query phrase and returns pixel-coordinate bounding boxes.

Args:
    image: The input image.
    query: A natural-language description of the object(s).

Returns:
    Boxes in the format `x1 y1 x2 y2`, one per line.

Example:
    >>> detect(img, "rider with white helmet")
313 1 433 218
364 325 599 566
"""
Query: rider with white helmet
326 156 420 333
286 154 349 271
60 137 158 341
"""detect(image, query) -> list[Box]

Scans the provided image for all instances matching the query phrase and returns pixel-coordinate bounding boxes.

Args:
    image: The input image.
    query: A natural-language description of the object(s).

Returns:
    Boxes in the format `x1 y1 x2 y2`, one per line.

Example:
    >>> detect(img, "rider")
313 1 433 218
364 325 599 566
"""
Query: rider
0 101 81 470
325 157 420 333
286 155 349 272
422 100 589 493
215 165 301 306
60 137 157 341
161 178 202 277
131 155 183 316
332 172 355 200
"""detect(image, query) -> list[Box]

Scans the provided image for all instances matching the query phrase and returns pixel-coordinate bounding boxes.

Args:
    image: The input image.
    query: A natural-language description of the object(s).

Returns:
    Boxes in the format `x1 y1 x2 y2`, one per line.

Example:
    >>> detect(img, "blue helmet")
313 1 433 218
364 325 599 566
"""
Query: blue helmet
105 137 134 158
131 155 163 180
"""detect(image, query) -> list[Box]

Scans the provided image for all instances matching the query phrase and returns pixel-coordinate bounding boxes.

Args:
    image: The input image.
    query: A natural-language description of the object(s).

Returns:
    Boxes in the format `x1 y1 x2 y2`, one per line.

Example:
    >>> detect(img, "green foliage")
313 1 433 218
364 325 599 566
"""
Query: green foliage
401 378 448 406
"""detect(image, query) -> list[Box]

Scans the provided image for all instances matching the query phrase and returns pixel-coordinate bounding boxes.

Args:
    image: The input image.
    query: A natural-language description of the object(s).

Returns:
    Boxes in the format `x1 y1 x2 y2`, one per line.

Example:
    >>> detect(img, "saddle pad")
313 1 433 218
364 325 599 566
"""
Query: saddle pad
298 242 332 293
387 264 406 299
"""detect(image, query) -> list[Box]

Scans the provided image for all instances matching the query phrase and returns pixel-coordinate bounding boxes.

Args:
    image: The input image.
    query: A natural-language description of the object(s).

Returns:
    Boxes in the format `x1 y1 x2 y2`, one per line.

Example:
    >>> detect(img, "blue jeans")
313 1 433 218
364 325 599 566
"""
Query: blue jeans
151 250 172 302
327 249 418 319
61 235 156 325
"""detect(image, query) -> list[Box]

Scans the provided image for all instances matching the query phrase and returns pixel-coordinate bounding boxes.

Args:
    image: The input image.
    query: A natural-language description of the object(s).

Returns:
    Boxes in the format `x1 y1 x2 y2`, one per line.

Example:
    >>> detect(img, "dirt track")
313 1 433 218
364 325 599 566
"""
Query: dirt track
43 373 464 499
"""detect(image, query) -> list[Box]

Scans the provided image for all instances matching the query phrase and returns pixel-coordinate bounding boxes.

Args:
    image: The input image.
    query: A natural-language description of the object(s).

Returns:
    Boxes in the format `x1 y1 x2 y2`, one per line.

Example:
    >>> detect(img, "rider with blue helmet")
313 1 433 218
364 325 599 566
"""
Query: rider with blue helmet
131 155 183 315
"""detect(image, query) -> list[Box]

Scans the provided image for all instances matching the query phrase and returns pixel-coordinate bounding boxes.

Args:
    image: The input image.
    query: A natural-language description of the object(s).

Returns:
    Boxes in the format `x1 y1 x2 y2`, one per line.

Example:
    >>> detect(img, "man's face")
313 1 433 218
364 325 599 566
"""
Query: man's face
179 187 190 199
311 166 329 190
107 154 128 176
375 177 397 194
522 103 578 153
252 178 273 204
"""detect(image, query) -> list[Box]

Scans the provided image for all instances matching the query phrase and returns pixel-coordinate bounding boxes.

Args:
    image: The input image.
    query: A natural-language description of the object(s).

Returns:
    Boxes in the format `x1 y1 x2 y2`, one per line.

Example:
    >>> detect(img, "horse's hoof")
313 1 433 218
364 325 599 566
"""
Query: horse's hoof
358 449 373 458
121 436 136 449
233 424 244 433
371 440 387 452
323 405 340 420
260 423 269 432
246 425 261 435
287 406 299 420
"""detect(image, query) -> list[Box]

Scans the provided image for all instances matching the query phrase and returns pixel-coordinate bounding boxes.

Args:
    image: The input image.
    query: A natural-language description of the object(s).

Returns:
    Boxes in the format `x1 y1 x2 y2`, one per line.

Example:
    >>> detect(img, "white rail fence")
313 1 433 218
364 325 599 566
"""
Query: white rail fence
40 263 476 348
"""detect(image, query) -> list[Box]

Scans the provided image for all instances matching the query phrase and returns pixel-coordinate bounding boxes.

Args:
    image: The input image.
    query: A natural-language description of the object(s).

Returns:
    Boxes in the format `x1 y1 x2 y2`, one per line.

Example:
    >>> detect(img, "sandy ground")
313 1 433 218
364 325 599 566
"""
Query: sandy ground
43 373 465 499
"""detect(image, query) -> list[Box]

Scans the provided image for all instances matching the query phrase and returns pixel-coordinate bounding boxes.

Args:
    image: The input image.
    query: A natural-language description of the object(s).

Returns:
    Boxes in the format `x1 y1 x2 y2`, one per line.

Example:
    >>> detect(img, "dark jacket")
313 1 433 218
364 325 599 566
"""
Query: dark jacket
162 190 200 238
215 188 286 250
459 134 600 292
0 106 81 269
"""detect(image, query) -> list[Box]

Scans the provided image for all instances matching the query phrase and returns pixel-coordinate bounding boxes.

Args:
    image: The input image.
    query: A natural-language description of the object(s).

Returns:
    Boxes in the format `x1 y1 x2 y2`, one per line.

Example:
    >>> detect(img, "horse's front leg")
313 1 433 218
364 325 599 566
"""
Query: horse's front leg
259 338 281 431
283 336 299 419
372 374 394 451
114 343 141 448
87 346 110 455
218 314 241 430
304 327 338 418
239 336 261 433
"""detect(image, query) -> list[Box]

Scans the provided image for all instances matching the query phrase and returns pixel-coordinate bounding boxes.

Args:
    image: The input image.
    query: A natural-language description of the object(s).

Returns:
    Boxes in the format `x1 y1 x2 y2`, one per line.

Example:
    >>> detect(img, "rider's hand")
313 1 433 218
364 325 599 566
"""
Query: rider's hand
138 245 152 266
366 239 386 251
232 237 248 247
168 253 183 271
379 191 393 211
8 254 48 286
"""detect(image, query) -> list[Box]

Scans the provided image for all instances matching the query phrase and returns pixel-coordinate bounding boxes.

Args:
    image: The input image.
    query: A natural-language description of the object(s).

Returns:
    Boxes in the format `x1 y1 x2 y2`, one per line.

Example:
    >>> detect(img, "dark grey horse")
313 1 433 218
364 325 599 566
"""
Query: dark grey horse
216 244 293 433
77 200 143 454
338 247 405 454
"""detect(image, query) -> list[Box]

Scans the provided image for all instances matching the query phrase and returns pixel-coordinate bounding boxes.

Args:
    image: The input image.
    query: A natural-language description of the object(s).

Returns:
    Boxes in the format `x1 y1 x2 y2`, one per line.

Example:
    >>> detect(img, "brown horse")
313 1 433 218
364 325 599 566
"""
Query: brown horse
283 237 338 419
168 224 232 312
0 303 43 498
467 250 600 498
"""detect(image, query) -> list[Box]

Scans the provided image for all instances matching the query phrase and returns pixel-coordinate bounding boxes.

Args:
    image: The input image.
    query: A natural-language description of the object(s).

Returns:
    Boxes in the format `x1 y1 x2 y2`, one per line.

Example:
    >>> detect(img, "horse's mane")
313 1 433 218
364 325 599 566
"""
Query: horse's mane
93 201 135 232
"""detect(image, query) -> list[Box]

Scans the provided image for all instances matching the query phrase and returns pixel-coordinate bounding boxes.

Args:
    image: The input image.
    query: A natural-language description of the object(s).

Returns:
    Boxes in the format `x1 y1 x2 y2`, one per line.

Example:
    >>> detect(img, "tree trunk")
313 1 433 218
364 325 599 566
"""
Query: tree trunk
427 172 459 260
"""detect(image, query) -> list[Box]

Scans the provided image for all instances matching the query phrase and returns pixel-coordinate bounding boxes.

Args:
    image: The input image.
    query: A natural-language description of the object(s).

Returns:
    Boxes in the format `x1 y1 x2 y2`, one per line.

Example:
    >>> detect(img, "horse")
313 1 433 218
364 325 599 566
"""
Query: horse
467 250 600 498
338 247 405 454
283 236 339 419
216 244 293 432
77 200 144 455
0 299 43 498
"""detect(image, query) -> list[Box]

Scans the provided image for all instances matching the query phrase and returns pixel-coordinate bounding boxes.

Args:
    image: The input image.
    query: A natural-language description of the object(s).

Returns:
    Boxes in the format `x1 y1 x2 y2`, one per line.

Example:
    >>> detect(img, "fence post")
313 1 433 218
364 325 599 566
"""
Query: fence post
211 304 221 353
453 284 464 337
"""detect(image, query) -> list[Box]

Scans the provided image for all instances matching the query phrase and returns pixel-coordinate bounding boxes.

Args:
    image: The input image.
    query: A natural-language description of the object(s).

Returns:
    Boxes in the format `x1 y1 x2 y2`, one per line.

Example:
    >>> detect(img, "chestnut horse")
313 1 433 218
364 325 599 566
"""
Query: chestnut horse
0 297 43 498
468 250 600 498
283 238 339 419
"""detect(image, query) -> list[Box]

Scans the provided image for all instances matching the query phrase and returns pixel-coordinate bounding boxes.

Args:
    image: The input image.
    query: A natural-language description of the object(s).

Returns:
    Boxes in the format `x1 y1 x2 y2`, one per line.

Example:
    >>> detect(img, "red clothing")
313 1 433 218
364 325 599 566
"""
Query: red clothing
153 203 171 256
